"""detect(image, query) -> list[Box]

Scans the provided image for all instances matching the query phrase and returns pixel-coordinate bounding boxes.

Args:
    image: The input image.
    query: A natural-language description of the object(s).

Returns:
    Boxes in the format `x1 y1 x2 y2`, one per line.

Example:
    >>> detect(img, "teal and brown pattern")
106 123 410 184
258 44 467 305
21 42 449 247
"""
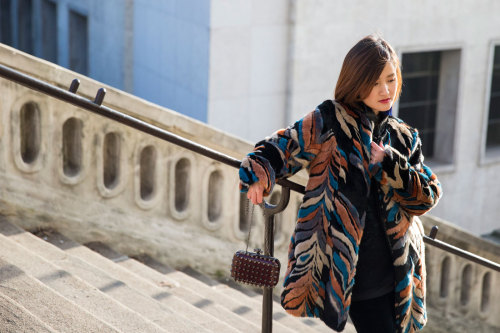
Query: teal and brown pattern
239 100 442 332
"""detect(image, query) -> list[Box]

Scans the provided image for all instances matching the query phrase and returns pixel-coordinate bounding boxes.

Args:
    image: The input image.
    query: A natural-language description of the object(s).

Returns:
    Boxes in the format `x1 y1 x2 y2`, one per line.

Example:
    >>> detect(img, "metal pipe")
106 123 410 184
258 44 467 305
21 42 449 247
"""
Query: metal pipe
423 235 500 272
261 187 291 333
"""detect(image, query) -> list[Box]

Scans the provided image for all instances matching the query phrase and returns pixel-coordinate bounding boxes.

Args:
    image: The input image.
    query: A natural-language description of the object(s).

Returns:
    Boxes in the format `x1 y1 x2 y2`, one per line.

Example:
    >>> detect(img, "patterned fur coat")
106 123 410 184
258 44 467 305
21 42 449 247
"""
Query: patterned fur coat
239 100 442 332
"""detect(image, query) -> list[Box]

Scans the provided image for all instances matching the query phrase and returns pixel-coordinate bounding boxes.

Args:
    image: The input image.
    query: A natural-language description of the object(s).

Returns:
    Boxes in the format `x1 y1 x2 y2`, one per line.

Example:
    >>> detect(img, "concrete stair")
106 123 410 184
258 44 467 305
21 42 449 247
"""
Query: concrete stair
0 219 355 332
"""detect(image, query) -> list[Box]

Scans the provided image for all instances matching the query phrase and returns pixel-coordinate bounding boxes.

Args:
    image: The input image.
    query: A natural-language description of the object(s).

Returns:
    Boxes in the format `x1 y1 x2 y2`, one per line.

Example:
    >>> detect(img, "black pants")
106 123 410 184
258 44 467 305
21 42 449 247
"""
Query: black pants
349 291 396 333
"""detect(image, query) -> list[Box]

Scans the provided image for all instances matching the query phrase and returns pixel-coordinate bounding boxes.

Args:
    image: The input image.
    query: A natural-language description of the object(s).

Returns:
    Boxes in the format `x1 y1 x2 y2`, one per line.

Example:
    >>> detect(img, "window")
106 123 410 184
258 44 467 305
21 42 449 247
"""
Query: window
0 0 34 52
486 45 500 149
41 0 57 63
17 0 33 53
399 50 460 164
0 0 57 63
69 10 88 75
0 0 13 45
399 52 440 158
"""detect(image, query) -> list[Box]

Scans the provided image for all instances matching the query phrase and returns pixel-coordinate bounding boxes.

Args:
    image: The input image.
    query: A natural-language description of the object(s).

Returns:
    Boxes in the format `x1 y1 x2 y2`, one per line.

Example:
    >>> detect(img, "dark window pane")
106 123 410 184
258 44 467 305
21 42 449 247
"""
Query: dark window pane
494 46 500 66
401 76 439 102
420 130 435 157
487 121 500 147
69 10 88 75
488 46 500 147
0 0 13 45
491 69 500 93
399 103 437 131
400 51 442 158
18 0 33 54
402 51 441 73
488 95 500 120
41 0 57 62
399 105 429 130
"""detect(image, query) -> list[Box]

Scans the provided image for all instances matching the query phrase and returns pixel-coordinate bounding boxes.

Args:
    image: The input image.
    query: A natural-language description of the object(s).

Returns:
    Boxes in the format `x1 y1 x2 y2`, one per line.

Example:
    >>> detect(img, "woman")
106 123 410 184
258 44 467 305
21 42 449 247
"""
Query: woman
239 34 442 332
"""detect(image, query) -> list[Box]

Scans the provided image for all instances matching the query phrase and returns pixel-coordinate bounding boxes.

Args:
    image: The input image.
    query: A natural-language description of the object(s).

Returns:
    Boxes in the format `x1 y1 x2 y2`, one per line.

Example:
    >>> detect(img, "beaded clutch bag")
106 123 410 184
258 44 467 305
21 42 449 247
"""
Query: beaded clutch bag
230 201 281 288
230 249 280 288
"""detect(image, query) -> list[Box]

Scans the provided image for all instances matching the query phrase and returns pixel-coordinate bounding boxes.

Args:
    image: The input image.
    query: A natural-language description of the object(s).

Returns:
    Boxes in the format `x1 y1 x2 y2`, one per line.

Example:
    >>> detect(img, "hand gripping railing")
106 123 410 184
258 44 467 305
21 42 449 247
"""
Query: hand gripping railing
0 63 499 333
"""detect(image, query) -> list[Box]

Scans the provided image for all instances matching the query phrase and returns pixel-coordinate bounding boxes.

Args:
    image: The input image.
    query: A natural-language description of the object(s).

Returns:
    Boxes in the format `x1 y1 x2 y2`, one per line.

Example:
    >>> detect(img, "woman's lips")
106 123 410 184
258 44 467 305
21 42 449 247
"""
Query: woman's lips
379 98 391 104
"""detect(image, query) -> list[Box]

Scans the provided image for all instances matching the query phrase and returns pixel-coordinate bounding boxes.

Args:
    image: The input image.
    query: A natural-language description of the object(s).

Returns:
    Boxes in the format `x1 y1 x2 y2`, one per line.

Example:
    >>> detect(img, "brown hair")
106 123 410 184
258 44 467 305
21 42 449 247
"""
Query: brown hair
334 34 402 108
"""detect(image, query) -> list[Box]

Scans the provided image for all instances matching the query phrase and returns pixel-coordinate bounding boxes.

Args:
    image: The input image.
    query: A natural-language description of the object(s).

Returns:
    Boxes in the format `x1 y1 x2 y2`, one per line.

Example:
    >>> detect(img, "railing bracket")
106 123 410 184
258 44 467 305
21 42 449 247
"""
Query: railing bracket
69 79 80 93
94 87 106 105
429 226 439 240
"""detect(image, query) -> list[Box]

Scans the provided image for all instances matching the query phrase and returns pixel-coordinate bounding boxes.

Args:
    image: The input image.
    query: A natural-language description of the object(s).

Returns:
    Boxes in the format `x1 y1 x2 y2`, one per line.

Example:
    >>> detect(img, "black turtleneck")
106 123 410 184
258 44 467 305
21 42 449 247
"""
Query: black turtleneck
351 108 395 302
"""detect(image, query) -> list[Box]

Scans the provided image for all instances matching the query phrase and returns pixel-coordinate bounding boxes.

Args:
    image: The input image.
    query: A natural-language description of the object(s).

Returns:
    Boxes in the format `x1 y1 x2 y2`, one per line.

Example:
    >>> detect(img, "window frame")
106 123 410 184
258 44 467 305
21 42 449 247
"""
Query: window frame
67 5 89 75
394 44 463 173
398 51 441 159
481 40 500 165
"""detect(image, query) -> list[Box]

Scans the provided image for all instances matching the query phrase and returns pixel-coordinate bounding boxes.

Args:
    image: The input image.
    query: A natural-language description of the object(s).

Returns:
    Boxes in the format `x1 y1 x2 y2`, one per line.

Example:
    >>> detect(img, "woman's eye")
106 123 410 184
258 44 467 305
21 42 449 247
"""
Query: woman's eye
388 79 395 83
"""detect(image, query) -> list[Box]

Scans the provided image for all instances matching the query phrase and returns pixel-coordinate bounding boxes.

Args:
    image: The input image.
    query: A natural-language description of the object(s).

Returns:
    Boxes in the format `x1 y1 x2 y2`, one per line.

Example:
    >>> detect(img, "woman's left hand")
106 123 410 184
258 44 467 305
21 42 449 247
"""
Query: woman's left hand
370 141 386 164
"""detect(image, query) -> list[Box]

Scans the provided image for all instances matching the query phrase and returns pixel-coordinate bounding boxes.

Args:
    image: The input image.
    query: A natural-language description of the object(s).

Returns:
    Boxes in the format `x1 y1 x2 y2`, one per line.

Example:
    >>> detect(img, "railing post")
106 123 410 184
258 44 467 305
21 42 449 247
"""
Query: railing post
261 187 291 333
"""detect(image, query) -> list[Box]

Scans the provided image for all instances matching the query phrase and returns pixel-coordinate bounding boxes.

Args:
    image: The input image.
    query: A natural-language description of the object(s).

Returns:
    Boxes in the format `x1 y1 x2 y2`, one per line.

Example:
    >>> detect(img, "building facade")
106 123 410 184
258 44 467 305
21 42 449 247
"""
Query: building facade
0 0 210 121
1 0 499 236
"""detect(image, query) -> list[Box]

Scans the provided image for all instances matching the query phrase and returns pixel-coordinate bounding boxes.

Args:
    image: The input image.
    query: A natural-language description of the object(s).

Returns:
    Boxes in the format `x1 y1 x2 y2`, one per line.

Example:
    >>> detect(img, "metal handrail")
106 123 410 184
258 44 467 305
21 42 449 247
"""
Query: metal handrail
0 63 498 273
0 63 499 333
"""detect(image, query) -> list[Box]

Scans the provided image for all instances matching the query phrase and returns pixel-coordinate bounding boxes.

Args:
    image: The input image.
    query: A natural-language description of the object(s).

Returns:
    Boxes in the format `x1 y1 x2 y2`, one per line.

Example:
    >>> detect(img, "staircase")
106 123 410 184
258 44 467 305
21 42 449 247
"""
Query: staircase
0 218 355 332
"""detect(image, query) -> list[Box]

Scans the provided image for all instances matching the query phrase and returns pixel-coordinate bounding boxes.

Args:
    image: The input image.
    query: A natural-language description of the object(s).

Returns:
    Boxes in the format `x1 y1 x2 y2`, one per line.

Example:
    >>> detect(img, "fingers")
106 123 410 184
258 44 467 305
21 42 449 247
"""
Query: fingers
247 189 253 203
247 184 264 205
371 141 381 151
371 141 384 151
370 141 385 164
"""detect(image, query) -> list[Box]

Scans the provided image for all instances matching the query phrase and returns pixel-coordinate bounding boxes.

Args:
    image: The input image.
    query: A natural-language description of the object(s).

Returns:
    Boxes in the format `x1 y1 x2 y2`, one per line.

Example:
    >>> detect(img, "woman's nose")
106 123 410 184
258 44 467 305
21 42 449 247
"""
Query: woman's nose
380 84 390 95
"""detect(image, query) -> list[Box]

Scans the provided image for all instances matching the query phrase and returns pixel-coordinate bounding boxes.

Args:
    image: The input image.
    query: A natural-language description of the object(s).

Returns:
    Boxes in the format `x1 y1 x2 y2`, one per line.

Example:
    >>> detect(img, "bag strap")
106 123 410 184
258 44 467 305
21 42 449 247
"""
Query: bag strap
244 198 255 252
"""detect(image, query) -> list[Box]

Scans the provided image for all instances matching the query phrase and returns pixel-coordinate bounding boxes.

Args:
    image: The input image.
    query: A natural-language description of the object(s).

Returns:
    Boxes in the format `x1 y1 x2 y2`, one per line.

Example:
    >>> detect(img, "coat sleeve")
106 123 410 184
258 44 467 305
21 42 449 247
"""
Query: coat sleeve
376 128 442 216
239 109 324 196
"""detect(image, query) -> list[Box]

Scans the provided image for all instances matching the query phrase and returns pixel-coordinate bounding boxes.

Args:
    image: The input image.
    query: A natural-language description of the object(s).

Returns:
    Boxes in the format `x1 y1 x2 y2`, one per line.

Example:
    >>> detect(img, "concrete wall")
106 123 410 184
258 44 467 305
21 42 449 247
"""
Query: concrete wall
53 0 129 89
2 0 209 121
133 0 210 121
207 0 291 142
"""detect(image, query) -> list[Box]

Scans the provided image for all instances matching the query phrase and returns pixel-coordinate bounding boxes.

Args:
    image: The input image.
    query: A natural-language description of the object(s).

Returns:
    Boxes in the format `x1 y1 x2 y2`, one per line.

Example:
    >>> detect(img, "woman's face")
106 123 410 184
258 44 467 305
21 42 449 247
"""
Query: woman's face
362 62 398 114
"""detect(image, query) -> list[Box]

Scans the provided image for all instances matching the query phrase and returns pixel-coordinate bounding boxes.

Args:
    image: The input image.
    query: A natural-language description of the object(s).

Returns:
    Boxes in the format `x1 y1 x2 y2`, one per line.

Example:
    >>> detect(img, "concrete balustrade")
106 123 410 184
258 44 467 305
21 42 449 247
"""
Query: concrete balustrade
0 44 498 331
0 45 305 282
425 245 498 329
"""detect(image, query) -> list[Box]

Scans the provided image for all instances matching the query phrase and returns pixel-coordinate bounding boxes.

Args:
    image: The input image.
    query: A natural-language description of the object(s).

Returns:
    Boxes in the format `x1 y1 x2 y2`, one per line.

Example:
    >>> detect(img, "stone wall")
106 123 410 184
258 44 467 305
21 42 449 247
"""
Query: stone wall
0 44 498 331
421 216 500 331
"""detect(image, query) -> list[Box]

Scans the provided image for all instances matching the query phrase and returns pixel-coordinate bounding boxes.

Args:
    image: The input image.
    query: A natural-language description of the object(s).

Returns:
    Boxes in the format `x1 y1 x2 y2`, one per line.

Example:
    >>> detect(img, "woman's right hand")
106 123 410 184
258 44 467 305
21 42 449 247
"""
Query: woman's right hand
247 182 265 205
